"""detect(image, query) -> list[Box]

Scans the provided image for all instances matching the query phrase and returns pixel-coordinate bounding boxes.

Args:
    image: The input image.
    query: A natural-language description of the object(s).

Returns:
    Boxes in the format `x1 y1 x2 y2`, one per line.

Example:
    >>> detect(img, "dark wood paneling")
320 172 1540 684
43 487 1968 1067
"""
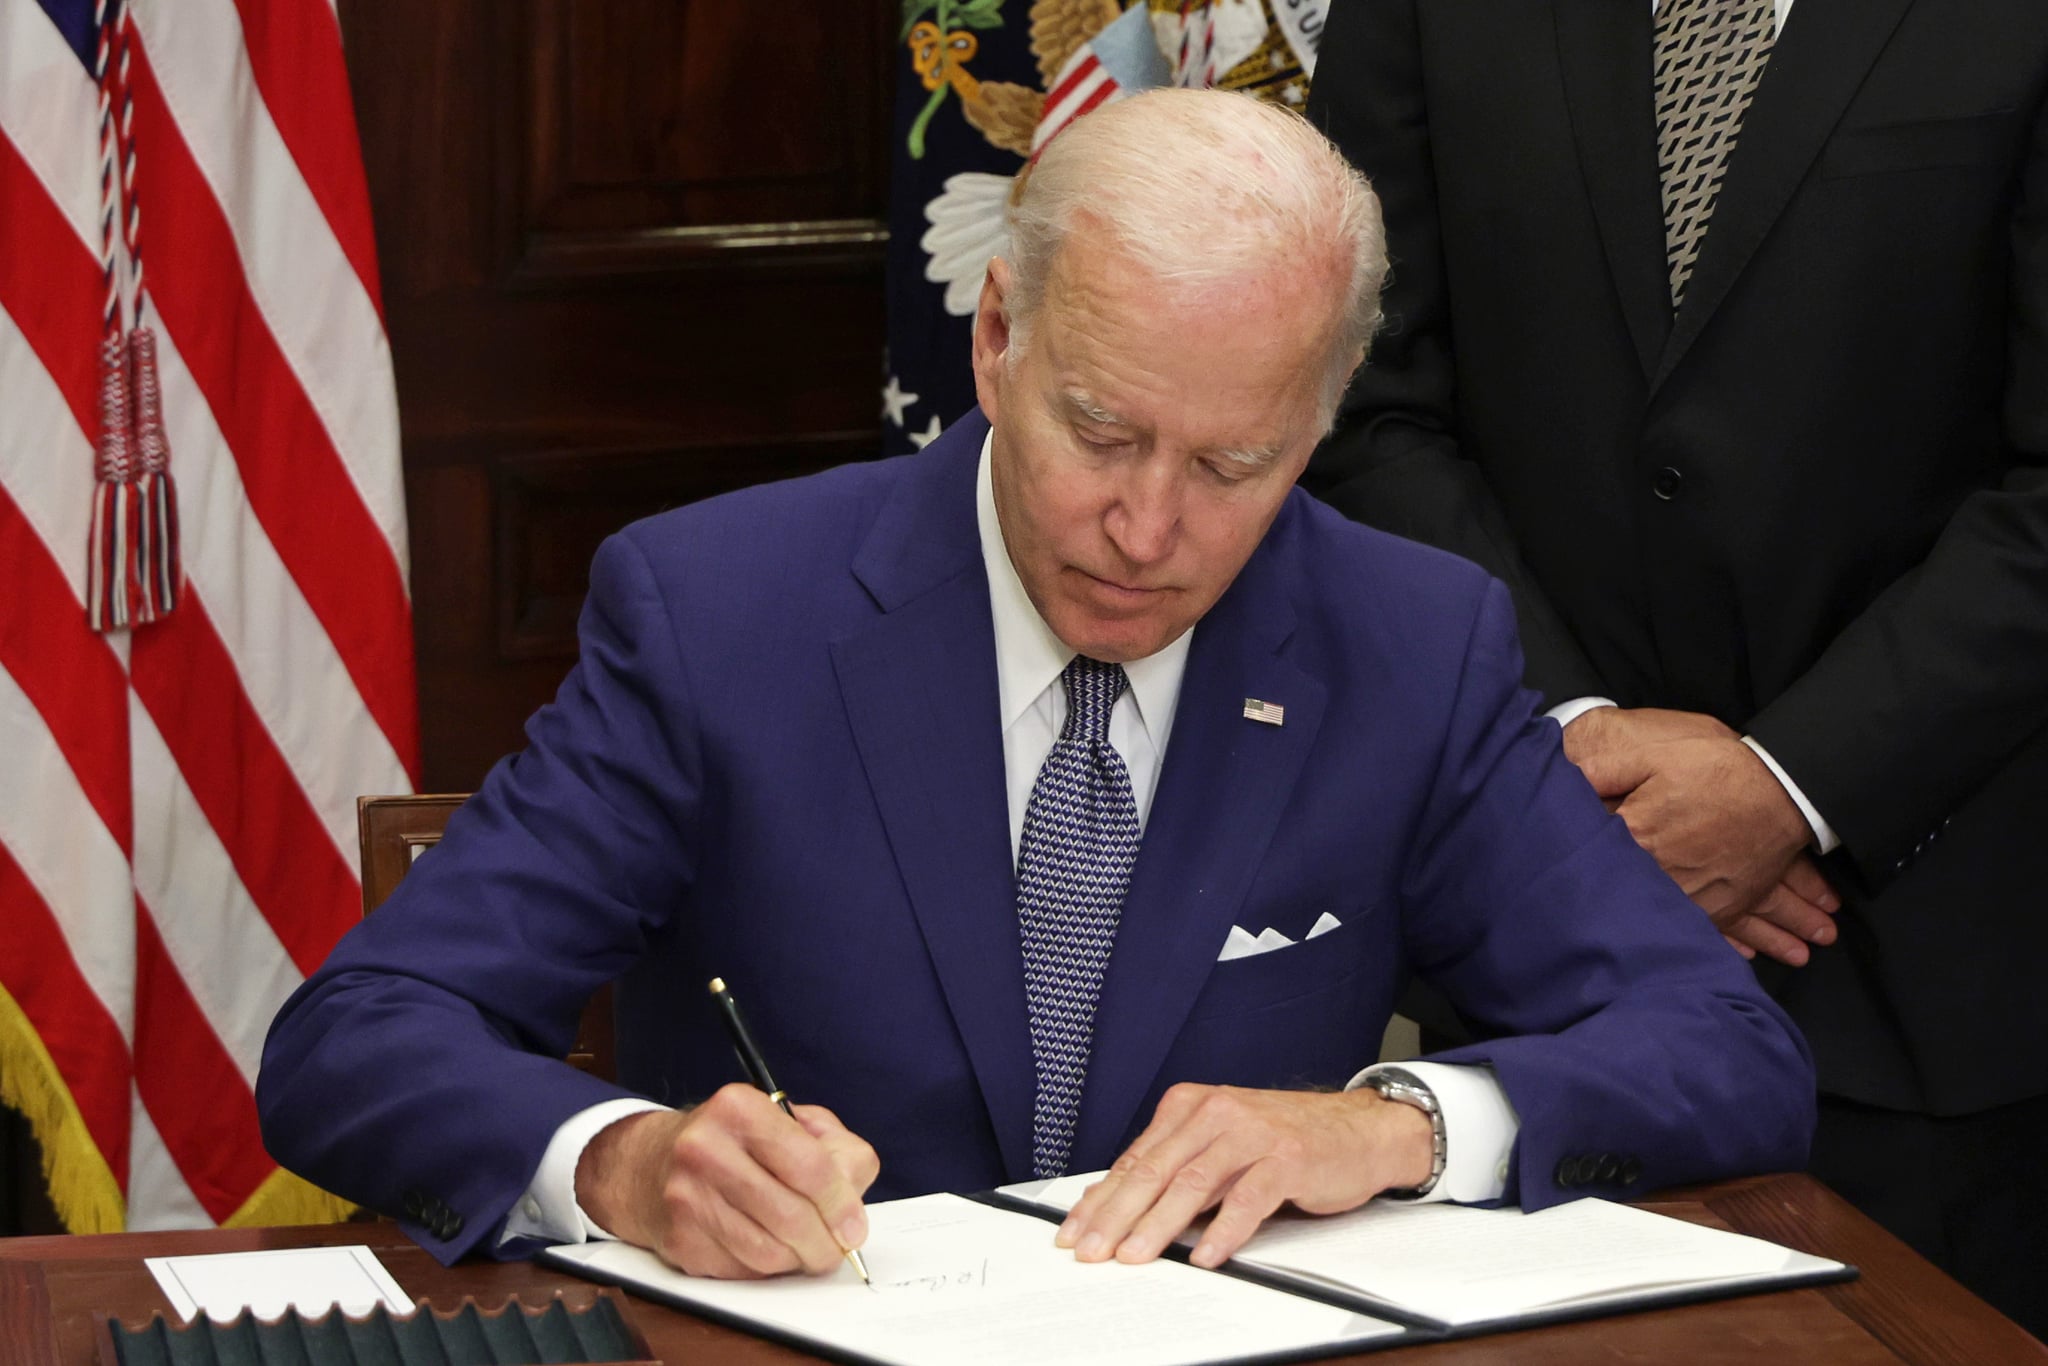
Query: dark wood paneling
526 0 885 234
337 0 896 791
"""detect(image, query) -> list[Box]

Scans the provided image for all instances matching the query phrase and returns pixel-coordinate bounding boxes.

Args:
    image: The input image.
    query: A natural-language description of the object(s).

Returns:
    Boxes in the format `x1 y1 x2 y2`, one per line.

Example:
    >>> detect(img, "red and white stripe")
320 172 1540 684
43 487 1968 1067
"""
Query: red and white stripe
0 0 414 1231
1030 47 1124 156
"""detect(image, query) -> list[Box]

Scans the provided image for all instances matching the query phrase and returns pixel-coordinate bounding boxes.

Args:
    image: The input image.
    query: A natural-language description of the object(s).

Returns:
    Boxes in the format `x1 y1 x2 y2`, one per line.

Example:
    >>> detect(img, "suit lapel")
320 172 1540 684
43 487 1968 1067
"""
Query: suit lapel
830 415 1037 1181
1554 0 1673 382
1653 0 1916 388
1068 534 1328 1170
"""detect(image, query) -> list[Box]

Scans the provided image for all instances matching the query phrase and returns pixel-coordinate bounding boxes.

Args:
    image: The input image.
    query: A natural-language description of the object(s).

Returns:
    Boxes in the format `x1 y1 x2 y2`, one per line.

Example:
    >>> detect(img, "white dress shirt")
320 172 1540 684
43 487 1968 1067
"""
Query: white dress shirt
505 433 1520 1245
976 432 1189 857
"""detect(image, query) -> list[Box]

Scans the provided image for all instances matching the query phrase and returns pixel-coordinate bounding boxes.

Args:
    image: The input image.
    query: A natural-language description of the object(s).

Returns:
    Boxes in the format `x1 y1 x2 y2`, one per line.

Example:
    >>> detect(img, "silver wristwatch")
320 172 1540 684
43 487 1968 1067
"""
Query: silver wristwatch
1367 1066 1446 1199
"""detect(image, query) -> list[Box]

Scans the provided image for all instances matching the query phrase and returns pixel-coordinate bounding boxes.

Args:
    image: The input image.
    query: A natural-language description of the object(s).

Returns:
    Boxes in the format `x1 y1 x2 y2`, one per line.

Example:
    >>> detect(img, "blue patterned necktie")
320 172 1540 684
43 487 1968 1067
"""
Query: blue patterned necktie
1016 655 1143 1179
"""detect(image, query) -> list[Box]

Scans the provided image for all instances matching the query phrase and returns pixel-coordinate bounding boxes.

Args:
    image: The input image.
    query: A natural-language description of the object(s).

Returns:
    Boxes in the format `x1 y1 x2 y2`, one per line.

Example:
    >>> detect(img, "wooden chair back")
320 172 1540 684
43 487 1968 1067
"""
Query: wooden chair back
355 794 615 1080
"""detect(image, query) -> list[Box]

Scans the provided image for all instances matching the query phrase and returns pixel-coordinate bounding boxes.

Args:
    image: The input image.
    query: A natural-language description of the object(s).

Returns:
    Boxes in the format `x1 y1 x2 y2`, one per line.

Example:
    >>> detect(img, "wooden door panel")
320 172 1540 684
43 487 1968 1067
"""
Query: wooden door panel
338 0 895 790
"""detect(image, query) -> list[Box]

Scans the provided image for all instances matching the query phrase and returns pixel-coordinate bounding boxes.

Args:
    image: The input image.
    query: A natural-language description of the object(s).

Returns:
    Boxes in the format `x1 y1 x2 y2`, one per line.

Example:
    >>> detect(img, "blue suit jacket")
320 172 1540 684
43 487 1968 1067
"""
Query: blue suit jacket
259 413 1814 1262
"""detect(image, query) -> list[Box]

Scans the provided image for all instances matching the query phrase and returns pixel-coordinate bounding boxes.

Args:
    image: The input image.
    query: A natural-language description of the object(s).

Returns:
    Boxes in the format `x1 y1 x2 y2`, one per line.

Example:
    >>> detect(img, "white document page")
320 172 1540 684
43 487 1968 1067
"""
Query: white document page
1017 1171 1107 1210
547 1193 1404 1366
145 1245 415 1323
1005 1173 1838 1328
1232 1199 1810 1325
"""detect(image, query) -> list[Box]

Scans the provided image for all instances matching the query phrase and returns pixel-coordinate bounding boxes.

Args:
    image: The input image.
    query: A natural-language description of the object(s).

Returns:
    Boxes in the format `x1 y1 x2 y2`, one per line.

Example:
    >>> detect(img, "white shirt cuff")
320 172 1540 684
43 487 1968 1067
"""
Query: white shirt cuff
1739 736 1841 854
1544 696 1618 729
1347 1061 1519 1204
496 1097 668 1247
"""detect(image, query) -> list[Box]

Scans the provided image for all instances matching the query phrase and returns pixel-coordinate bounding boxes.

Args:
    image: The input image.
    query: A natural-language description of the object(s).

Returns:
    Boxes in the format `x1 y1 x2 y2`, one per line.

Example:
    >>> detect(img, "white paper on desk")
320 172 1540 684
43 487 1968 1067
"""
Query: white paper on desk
546 1193 1404 1366
145 1245 414 1324
1007 1174 1844 1328
1015 1170 1108 1210
1232 1199 1809 1325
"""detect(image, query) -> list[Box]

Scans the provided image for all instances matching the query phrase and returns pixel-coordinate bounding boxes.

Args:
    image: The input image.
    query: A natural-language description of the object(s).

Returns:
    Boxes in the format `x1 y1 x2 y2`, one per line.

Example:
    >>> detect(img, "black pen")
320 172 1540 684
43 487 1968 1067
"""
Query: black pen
708 977 872 1284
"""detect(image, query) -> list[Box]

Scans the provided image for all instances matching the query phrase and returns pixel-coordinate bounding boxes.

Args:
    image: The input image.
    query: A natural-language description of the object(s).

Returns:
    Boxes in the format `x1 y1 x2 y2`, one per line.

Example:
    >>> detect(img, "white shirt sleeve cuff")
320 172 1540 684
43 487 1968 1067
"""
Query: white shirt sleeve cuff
1544 696 1618 729
1347 1061 1520 1205
1739 735 1841 853
496 1097 668 1247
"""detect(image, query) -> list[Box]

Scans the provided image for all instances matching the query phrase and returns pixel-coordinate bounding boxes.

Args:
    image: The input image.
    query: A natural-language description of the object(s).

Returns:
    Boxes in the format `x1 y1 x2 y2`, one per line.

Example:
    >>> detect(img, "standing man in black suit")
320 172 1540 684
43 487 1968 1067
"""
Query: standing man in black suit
1306 0 2048 1335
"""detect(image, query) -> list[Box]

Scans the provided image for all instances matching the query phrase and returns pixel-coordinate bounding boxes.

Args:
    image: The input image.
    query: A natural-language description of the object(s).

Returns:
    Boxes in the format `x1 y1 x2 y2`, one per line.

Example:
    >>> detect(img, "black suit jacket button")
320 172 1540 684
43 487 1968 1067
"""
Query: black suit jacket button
438 1212 463 1240
1652 466 1685 500
1553 1157 1576 1187
1619 1157 1643 1185
401 1190 425 1218
1596 1155 1621 1182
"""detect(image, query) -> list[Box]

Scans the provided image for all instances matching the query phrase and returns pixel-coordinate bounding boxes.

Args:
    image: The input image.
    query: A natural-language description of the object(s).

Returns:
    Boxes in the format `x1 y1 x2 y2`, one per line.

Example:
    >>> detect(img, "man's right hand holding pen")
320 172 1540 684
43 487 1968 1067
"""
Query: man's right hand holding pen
573 1088 879 1279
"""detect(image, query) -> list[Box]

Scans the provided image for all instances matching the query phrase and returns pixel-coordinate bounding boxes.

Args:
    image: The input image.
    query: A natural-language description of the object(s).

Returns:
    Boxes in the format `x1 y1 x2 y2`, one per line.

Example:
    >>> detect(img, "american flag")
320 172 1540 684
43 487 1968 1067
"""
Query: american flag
1028 5 1171 158
1241 698 1286 727
0 0 415 1230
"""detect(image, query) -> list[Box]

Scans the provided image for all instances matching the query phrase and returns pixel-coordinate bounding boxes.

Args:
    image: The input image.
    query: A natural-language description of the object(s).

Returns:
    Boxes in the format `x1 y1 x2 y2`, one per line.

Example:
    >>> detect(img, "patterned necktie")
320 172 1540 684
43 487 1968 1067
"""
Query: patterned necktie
1015 656 1143 1179
1654 0 1776 306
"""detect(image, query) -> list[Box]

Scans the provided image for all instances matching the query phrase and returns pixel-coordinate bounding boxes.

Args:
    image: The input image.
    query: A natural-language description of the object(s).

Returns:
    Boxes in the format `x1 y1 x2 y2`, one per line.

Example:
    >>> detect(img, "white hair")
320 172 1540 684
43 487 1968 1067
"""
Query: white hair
1002 88 1387 424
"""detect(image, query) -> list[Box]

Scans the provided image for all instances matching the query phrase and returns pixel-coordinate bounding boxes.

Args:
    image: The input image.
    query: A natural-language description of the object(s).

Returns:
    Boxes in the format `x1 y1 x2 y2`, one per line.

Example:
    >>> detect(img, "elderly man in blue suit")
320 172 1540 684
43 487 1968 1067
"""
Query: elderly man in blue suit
259 89 1813 1279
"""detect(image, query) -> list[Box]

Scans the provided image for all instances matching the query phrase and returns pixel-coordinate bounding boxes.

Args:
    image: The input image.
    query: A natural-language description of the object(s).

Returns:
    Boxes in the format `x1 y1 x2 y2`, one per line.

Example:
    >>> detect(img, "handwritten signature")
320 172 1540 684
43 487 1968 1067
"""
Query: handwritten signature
879 1258 990 1293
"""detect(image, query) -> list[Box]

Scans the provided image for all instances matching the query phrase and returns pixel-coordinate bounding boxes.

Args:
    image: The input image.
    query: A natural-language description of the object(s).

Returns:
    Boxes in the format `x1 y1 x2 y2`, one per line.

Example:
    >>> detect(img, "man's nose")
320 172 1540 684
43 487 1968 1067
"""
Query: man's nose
1105 467 1180 566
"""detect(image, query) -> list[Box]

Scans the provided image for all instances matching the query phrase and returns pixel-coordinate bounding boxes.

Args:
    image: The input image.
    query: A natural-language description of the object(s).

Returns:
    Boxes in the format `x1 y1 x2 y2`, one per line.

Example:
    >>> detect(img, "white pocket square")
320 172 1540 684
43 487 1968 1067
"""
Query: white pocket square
1217 913 1342 961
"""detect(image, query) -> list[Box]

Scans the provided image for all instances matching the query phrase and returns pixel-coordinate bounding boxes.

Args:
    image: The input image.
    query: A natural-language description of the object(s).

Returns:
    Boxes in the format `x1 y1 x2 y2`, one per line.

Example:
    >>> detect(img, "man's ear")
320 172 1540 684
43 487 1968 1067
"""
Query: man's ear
971 258 1014 424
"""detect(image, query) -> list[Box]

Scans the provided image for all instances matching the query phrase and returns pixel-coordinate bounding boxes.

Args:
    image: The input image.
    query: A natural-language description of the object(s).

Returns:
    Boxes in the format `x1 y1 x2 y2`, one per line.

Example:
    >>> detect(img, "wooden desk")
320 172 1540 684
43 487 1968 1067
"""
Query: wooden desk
3 1175 2040 1365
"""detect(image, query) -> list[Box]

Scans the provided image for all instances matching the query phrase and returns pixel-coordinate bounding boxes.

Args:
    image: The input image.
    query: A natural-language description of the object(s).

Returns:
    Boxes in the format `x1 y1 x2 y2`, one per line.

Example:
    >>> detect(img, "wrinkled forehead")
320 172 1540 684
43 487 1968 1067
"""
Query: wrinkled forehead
1038 234 1348 373
1027 265 1337 457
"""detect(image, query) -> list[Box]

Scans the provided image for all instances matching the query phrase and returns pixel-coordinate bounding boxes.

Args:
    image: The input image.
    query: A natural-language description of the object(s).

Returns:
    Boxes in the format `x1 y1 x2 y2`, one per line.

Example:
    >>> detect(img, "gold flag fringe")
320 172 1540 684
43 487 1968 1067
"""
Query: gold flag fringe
225 1163 359 1229
0 984 125 1234
1 986 357 1232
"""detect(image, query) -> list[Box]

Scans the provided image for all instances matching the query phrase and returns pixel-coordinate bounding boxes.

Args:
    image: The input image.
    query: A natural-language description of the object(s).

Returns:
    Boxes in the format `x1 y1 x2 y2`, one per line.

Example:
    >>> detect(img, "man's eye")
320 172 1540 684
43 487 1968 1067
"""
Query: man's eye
1075 426 1126 448
1203 458 1252 484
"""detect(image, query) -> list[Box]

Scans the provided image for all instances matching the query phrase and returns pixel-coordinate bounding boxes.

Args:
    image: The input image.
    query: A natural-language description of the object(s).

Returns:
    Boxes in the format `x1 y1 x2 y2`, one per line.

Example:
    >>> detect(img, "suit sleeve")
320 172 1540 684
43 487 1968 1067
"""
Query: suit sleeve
1400 580 1815 1209
1746 90 2048 891
1305 0 1605 705
257 533 703 1263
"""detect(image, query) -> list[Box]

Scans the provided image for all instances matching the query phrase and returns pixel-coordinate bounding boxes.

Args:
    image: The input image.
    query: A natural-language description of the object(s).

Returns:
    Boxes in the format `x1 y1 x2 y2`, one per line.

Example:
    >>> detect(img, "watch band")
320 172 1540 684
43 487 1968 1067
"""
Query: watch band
1367 1066 1446 1199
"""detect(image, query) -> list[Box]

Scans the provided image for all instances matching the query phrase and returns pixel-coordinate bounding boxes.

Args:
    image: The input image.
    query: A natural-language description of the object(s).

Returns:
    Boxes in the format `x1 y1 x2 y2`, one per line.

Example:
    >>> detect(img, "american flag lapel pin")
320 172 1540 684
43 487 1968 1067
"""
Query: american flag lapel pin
1242 698 1285 726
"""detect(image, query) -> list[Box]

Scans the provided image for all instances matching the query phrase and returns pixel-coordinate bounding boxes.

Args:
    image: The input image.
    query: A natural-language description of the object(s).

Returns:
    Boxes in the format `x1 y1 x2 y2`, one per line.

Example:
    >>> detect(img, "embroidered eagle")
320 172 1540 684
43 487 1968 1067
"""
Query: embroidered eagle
907 1 1323 313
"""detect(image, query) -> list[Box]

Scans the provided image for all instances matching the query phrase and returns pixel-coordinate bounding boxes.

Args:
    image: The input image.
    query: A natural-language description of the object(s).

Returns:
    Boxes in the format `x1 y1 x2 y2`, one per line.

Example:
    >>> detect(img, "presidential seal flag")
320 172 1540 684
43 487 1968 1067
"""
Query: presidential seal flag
883 0 1330 457
0 0 416 1230
1030 5 1171 156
